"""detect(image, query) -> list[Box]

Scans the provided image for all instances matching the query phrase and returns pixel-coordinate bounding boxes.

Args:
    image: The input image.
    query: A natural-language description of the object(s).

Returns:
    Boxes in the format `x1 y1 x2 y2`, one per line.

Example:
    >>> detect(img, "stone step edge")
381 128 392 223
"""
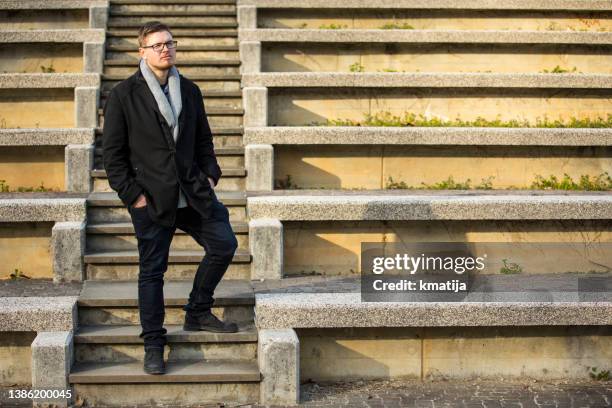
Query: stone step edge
107 44 239 51
107 29 237 38
74 323 257 343
87 220 248 234
238 28 612 45
87 191 246 206
0 29 105 43
78 279 253 306
69 360 260 383
254 292 612 329
241 72 612 89
84 249 252 264
246 192 612 221
243 126 612 147
0 73 100 89
236 0 610 11
104 58 240 66
0 128 94 147
90 167 246 178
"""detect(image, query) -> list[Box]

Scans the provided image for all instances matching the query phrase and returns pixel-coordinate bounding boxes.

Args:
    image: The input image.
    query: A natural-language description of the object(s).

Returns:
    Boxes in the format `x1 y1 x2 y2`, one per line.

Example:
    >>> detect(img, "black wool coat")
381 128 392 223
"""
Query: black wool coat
102 66 222 227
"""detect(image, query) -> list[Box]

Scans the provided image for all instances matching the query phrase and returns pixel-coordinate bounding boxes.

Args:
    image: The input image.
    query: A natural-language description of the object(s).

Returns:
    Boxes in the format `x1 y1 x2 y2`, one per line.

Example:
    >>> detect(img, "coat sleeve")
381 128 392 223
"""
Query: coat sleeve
102 87 144 207
194 86 222 186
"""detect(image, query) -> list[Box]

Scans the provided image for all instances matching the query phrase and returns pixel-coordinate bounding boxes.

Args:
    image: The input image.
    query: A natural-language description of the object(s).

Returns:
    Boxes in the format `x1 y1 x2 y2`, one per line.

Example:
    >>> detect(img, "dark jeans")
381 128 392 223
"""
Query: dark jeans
128 196 238 350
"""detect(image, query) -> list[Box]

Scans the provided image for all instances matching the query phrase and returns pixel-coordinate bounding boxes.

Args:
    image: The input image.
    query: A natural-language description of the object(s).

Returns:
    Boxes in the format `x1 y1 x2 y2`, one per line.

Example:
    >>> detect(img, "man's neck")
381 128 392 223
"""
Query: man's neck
145 59 169 85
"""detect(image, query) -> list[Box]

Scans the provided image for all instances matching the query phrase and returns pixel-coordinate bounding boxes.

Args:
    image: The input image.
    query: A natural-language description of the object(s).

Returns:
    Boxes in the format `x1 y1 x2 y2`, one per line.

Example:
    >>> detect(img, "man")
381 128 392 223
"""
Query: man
103 21 239 375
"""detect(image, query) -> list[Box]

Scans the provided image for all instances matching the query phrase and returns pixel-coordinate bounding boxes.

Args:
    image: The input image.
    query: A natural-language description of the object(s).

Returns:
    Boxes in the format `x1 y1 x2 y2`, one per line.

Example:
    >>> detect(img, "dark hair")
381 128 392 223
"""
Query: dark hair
138 21 172 47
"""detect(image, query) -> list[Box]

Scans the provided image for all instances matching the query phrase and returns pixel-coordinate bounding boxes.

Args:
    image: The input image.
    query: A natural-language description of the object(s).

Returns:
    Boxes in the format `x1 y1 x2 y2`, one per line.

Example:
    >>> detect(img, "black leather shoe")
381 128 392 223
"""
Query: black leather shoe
183 310 238 333
143 348 165 375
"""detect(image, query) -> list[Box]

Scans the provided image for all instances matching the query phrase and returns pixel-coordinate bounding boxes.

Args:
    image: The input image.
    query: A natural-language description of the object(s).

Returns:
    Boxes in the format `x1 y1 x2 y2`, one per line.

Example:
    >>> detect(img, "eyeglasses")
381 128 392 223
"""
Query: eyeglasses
141 40 178 53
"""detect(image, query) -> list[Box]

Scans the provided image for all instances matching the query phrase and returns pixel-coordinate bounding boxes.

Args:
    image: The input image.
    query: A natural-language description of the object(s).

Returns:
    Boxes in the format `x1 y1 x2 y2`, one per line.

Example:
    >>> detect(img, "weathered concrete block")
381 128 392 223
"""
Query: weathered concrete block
245 144 273 191
237 5 257 30
243 87 267 127
239 41 261 74
52 221 86 282
65 144 93 193
75 86 99 128
89 5 109 29
258 329 299 406
249 218 283 280
83 42 105 73
31 331 74 407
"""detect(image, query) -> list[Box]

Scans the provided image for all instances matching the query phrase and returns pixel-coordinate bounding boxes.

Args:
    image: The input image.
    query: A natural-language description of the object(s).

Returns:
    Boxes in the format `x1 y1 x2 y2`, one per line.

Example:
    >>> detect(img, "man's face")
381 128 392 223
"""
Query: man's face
138 30 176 70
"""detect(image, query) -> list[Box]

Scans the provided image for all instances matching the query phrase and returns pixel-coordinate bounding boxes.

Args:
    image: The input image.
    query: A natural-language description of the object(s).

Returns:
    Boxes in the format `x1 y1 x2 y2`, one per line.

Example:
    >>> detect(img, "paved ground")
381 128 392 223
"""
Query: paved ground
2 378 611 408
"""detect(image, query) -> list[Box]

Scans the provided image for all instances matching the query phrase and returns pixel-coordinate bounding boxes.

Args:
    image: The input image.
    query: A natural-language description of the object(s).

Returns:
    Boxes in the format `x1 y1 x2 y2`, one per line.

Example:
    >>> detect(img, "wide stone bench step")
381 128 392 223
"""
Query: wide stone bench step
0 1 107 10
69 360 260 383
105 58 240 67
231 0 608 11
0 73 100 89
0 29 105 43
246 191 612 220
78 279 254 307
106 44 239 52
241 72 612 89
87 191 247 206
75 324 257 343
239 28 612 45
0 128 94 146
84 249 251 264
243 126 612 147
87 220 248 234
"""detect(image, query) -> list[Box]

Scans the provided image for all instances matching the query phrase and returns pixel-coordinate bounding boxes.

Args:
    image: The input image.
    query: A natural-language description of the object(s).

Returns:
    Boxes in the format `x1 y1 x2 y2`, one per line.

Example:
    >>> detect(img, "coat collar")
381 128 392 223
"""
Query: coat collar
133 66 187 147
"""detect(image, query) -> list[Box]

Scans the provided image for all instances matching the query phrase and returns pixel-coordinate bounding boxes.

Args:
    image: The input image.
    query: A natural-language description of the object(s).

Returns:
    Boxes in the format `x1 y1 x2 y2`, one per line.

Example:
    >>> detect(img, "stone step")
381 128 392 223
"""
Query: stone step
91 167 246 193
74 323 257 343
87 220 248 234
69 359 260 383
104 58 240 67
110 10 236 17
106 44 239 52
96 106 243 117
111 0 236 4
84 248 252 264
91 167 245 179
78 279 254 307
107 29 238 38
86 220 249 252
74 324 258 363
77 280 255 325
86 192 247 226
70 360 260 406
94 125 243 136
107 20 237 29
104 64 240 76
93 145 245 168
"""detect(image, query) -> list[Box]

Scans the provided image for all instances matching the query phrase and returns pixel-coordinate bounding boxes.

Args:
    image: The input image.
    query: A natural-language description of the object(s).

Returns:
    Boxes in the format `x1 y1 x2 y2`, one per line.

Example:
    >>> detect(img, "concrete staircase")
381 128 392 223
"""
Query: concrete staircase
69 279 260 406
70 0 261 406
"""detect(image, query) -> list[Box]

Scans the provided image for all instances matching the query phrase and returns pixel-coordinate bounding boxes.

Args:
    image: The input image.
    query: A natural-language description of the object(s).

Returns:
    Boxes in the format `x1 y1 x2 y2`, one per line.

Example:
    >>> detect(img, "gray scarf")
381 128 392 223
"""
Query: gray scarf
140 58 188 208
139 58 182 144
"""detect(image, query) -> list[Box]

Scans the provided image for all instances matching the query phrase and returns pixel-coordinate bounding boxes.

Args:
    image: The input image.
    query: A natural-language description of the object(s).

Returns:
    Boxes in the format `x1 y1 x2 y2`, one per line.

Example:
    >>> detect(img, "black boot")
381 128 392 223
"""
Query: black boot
183 310 238 333
143 347 165 375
